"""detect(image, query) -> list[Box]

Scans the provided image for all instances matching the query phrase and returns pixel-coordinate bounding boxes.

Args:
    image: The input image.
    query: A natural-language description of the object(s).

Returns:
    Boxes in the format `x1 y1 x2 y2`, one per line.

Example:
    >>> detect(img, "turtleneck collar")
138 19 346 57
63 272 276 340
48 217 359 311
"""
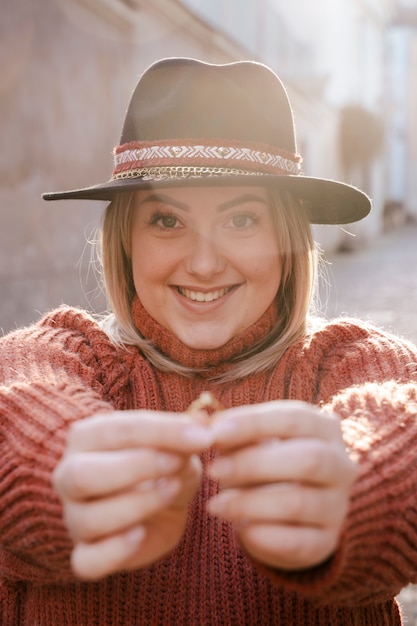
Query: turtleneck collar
131 296 278 371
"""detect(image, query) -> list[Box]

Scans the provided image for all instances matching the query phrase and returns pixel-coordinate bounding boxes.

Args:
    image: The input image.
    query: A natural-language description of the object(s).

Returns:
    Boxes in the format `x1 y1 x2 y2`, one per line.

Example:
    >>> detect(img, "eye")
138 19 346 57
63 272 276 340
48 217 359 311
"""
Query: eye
225 212 259 229
149 212 182 230
159 214 178 229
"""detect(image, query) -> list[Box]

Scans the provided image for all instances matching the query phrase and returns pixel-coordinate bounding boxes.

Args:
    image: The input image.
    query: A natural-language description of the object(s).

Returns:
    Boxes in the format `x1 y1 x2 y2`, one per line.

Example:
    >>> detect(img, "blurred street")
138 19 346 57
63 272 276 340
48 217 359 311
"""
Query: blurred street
319 222 417 344
319 221 417 623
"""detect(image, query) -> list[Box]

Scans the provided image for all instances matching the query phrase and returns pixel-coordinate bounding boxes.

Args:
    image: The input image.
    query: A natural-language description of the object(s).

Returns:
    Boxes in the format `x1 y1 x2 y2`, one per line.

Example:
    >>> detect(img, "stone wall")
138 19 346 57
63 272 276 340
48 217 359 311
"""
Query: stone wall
0 0 246 333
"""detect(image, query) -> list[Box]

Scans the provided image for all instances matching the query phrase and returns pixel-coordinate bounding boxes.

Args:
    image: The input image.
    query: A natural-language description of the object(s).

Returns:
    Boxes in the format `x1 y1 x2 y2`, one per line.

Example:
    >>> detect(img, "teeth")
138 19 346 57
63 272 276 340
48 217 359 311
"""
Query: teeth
178 287 231 302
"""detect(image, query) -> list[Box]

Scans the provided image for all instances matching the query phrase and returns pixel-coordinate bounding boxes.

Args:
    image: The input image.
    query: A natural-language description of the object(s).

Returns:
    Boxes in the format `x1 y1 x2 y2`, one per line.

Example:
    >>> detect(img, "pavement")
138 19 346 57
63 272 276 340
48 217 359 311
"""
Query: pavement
318 221 417 344
318 221 417 623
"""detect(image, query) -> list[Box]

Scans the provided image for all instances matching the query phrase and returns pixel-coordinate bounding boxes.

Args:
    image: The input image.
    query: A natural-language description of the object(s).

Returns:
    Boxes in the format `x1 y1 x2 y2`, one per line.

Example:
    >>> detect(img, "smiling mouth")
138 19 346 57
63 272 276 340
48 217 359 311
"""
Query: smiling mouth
176 286 235 302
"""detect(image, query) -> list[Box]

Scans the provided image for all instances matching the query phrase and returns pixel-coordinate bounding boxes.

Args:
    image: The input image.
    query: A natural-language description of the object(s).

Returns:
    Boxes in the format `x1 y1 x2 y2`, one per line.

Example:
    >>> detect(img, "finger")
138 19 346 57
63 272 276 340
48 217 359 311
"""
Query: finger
208 483 348 527
209 438 356 488
211 401 343 449
53 449 185 500
169 454 203 508
68 411 213 453
238 522 339 571
65 477 181 542
186 408 211 426
71 525 146 580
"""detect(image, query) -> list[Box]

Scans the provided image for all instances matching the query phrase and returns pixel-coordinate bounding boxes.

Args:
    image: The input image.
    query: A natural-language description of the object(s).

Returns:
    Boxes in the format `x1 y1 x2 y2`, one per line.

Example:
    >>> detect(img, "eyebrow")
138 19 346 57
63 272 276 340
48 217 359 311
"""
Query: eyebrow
217 193 268 211
137 193 190 211
137 191 268 212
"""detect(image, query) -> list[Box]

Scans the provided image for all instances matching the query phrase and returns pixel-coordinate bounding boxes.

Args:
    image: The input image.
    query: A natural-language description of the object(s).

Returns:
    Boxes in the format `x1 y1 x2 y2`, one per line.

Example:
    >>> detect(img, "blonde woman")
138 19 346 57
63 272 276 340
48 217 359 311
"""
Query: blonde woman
1 58 416 625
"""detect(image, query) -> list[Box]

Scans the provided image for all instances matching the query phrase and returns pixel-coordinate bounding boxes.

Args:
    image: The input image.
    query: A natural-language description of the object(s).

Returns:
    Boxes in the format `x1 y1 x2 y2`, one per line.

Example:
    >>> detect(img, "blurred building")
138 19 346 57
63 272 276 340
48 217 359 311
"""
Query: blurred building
181 0 398 248
1 0 415 331
386 0 417 221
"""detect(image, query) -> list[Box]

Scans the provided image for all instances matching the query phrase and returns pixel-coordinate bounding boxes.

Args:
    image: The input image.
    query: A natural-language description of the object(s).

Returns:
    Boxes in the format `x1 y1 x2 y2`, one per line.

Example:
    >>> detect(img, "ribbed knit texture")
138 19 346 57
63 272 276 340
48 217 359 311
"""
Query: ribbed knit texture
1 304 417 625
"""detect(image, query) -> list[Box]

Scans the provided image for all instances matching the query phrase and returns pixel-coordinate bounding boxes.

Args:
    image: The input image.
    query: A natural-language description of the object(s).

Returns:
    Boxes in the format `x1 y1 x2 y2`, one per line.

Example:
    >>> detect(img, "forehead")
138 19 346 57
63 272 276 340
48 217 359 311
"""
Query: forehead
134 185 270 207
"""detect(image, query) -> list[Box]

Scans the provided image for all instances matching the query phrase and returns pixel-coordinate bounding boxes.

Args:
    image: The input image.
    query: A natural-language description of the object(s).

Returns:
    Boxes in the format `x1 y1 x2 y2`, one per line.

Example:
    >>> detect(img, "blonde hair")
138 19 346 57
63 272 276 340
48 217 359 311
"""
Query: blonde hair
99 188 317 381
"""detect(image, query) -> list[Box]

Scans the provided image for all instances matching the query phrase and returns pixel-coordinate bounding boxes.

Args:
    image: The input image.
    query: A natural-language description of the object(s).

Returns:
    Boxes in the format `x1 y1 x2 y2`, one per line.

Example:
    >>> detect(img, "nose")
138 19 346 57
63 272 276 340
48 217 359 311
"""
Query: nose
185 231 226 278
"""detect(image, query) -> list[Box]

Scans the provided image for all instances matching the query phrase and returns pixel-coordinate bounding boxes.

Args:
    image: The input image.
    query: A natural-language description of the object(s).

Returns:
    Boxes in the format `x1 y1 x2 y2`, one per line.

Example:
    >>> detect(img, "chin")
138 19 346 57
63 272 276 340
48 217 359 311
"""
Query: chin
184 340 228 351
180 333 232 351
174 322 240 350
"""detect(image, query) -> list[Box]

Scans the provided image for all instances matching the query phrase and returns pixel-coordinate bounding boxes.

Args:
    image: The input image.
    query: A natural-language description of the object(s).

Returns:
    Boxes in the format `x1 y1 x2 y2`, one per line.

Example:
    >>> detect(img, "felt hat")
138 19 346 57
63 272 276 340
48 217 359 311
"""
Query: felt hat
43 57 371 225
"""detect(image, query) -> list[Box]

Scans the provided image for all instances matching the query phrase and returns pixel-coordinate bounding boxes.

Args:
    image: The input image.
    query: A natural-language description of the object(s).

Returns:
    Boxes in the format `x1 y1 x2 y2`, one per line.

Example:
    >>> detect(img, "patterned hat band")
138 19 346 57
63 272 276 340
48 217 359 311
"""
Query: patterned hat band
112 139 302 181
42 59 371 225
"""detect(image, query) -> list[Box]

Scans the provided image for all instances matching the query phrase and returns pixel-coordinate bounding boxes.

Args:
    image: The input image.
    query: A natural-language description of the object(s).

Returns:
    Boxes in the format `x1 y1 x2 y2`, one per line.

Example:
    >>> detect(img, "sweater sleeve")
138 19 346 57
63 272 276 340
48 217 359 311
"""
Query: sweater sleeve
0 307 130 584
262 320 417 606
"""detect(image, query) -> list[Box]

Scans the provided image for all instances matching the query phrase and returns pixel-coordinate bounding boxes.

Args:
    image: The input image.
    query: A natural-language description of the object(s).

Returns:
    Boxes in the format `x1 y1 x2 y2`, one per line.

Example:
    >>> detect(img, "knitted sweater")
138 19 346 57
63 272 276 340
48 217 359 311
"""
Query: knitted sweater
1 299 417 626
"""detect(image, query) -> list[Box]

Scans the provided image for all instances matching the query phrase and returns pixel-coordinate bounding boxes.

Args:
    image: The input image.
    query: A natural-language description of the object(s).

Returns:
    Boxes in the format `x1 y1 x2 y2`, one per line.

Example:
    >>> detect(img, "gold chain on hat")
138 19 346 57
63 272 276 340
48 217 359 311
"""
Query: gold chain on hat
112 166 267 181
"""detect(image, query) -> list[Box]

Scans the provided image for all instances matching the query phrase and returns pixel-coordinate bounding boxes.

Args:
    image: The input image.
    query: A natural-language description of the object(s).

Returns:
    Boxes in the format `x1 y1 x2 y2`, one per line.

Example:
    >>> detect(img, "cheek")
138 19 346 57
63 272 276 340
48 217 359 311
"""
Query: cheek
132 254 161 288
243 244 281 281
131 238 154 287
131 239 178 290
249 252 282 301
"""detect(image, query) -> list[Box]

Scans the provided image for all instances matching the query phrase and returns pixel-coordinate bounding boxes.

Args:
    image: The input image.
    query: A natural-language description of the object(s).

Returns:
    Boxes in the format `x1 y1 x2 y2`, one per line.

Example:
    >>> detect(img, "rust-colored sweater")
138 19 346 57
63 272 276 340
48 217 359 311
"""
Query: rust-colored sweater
1 299 417 625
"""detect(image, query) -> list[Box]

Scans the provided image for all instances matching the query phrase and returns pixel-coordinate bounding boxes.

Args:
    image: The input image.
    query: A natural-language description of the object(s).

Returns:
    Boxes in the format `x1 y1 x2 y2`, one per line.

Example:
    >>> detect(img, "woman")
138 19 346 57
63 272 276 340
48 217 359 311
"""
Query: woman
1 57 417 625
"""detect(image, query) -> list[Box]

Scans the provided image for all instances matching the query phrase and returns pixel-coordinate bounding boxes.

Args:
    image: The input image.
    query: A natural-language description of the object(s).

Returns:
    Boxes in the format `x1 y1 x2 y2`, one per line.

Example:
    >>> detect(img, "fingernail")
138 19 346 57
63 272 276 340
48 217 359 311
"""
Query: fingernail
156 453 181 473
124 525 146 550
207 491 231 514
182 426 213 448
156 477 180 501
209 458 233 479
211 420 238 441
135 479 156 492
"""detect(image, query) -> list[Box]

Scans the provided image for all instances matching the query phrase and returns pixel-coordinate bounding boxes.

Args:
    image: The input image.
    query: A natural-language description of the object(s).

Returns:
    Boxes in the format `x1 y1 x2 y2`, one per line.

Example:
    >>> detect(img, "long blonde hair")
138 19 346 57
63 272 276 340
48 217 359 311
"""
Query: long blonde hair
99 188 317 380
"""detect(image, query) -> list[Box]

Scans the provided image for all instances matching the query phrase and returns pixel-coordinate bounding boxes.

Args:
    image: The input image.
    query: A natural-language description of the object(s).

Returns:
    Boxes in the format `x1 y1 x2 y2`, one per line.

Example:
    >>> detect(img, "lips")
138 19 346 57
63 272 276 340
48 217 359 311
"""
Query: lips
176 286 234 302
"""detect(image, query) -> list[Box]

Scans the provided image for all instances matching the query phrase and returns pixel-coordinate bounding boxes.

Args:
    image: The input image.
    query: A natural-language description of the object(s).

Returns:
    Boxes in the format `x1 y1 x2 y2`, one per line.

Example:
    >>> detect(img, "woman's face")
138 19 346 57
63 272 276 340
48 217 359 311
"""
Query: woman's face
131 186 282 350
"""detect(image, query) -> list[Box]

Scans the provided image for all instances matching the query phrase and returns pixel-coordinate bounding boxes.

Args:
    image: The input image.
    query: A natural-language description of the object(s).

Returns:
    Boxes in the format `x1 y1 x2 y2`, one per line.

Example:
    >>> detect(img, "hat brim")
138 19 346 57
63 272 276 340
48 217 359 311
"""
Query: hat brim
42 174 371 225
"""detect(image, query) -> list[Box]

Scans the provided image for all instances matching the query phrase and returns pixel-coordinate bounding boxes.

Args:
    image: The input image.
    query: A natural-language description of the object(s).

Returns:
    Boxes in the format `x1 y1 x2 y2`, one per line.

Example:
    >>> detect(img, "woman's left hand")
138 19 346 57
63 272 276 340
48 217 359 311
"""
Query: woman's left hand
208 400 357 571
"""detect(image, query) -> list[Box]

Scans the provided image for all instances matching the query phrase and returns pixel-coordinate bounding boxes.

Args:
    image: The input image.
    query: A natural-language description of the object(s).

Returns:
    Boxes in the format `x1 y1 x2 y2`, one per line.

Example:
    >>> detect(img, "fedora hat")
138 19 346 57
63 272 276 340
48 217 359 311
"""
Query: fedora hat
43 57 371 225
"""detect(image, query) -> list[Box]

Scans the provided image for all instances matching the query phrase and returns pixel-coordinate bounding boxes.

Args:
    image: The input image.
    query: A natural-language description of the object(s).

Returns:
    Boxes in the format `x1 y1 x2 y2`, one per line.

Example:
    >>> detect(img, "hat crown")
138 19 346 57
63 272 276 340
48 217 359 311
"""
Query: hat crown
43 56 371 226
120 57 297 153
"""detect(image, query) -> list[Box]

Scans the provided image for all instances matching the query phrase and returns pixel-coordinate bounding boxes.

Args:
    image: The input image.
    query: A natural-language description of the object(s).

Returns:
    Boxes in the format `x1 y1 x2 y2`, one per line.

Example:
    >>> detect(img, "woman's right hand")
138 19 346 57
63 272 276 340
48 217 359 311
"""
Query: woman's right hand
52 410 212 580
